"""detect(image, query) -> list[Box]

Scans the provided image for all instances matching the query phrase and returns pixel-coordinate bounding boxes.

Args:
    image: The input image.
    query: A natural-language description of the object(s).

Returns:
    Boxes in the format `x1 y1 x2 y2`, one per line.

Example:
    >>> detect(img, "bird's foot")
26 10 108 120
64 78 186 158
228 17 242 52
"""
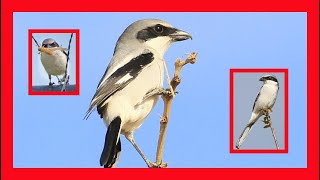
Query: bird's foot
49 82 55 86
144 88 178 100
146 161 168 168
262 115 271 128
161 88 178 97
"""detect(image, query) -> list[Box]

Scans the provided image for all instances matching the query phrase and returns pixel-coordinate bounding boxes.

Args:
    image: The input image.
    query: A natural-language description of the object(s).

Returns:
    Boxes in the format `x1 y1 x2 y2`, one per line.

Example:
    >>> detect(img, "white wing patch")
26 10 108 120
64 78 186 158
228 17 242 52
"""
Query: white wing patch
115 74 132 84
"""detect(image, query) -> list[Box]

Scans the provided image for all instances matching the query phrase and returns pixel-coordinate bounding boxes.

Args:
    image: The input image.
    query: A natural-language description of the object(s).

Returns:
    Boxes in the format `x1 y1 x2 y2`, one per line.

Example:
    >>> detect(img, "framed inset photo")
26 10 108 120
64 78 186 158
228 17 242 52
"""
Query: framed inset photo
28 29 80 95
230 69 288 153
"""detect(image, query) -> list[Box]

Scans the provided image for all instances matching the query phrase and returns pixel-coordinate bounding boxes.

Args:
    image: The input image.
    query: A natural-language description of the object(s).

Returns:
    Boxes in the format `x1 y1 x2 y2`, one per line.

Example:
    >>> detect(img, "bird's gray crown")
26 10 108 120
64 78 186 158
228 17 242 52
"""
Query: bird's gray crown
113 19 191 54
42 38 59 48
260 74 278 82
123 19 174 41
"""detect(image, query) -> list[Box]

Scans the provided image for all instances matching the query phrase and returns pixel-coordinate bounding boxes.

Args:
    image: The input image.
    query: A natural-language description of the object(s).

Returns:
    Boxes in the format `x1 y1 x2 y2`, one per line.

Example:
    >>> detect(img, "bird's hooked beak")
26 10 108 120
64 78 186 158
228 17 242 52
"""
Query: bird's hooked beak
169 29 192 41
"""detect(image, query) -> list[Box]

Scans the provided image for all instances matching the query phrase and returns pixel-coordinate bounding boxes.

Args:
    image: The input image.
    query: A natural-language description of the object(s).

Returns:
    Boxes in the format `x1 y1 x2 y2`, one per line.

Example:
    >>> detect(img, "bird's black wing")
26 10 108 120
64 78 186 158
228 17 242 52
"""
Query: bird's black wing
84 52 154 119
252 91 261 111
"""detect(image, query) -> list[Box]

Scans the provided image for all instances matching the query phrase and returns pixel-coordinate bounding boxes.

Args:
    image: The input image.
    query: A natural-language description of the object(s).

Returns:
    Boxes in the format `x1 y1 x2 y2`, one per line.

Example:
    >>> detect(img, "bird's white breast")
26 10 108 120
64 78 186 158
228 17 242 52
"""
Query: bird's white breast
40 50 67 76
103 57 164 133
254 83 278 112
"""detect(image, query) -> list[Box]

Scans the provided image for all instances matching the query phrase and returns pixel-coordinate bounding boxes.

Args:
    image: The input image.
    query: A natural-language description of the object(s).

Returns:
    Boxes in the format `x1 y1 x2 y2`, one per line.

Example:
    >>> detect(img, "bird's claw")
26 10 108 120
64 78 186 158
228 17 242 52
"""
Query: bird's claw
146 161 168 168
262 116 271 127
263 124 271 128
161 88 178 97
143 88 178 101
49 82 55 86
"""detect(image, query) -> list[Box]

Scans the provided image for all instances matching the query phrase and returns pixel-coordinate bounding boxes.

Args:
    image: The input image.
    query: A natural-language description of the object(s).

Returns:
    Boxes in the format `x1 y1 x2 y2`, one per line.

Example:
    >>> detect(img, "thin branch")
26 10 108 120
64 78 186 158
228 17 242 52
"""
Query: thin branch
262 110 280 149
32 35 40 47
61 33 74 92
154 52 197 167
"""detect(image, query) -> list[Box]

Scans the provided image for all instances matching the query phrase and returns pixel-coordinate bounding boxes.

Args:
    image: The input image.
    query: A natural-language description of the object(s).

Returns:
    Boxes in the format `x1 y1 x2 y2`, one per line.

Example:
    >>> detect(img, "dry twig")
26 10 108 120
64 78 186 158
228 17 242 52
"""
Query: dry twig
153 52 197 167
262 110 279 149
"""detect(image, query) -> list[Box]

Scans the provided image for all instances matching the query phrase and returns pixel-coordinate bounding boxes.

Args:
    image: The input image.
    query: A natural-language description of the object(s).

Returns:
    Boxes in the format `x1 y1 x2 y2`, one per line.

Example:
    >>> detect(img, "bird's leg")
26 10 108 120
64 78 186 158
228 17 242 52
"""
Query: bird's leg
56 76 62 85
143 88 178 101
48 75 55 86
125 133 161 168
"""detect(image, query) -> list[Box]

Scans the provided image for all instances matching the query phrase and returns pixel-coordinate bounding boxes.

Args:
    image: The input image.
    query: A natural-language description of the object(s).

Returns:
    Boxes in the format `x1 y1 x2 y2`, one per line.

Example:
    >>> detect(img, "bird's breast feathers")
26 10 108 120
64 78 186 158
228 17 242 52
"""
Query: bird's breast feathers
255 83 278 111
40 50 67 75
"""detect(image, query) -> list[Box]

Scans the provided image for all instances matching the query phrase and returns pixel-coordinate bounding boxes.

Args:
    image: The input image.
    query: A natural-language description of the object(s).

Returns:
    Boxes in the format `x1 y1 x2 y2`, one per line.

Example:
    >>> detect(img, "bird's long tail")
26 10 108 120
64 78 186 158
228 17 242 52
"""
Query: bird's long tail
100 116 122 168
236 113 259 149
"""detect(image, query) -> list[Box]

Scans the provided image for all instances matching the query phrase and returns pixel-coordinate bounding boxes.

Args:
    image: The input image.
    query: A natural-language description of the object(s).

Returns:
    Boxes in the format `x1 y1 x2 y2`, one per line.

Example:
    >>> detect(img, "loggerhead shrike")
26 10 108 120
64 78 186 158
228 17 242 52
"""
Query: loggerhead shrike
40 38 67 85
236 75 279 149
84 19 192 168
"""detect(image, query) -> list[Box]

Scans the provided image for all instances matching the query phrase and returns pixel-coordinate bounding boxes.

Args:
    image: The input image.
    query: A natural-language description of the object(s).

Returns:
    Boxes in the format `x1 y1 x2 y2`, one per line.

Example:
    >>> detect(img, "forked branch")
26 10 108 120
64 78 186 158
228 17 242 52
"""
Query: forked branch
153 52 197 168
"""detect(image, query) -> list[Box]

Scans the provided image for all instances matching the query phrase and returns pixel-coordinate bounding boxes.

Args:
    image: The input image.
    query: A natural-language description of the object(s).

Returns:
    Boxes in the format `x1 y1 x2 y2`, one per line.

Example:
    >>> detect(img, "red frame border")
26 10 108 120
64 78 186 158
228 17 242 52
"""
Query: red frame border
28 29 80 95
229 69 289 153
1 0 319 180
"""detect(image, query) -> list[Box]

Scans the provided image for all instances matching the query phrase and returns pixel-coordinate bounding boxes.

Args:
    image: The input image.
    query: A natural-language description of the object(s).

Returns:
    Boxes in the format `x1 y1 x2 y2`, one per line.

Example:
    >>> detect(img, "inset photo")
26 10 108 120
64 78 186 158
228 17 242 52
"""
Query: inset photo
230 69 288 153
28 29 80 95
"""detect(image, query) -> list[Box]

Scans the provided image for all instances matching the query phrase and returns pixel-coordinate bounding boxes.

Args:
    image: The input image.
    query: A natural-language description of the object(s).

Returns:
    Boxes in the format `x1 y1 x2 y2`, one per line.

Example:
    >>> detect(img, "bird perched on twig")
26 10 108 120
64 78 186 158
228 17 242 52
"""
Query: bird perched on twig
236 75 279 149
84 19 192 168
40 38 68 86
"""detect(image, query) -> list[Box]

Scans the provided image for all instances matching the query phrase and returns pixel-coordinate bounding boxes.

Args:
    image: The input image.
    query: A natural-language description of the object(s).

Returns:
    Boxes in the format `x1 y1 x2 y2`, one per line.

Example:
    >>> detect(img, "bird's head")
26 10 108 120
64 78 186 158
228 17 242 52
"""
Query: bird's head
259 75 278 84
114 19 192 56
42 38 59 48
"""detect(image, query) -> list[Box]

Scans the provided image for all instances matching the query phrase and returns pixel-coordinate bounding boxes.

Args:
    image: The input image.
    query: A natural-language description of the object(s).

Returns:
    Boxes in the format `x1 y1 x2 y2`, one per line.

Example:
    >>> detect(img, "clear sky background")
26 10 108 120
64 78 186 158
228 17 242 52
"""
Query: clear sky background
233 73 285 149
31 33 76 86
13 13 306 168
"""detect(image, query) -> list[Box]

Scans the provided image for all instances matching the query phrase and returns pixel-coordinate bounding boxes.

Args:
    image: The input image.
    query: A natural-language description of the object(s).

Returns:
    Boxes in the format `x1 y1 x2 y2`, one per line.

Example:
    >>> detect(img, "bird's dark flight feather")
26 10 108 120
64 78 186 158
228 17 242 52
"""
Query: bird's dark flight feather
252 92 261 111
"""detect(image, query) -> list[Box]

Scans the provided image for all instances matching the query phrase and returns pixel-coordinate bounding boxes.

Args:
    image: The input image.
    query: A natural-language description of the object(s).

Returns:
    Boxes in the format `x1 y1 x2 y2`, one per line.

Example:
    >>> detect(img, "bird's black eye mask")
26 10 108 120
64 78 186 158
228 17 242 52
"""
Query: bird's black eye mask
42 42 59 48
264 76 278 82
136 24 178 41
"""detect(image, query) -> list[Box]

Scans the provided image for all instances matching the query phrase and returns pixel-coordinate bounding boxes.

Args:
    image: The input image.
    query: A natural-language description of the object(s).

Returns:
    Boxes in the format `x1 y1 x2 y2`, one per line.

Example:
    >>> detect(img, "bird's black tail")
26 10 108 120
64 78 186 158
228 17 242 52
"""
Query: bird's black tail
100 116 122 168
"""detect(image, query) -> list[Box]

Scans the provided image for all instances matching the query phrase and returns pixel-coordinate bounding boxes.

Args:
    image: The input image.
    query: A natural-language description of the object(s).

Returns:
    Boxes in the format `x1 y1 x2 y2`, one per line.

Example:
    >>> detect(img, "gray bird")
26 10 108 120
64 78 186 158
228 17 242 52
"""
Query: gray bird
40 38 67 85
236 75 279 149
85 19 192 168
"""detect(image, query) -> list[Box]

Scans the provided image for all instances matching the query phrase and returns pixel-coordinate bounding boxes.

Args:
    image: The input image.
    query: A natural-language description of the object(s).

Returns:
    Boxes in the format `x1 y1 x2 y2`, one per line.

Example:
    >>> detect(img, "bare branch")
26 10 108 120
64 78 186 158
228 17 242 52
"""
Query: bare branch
262 110 280 149
154 52 197 167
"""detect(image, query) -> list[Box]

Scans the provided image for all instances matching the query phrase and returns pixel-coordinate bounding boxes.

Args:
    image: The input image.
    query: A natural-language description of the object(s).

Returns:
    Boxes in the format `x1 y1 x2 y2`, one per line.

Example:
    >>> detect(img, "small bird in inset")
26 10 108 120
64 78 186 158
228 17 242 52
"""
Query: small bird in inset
236 75 279 149
40 38 67 86
84 19 192 168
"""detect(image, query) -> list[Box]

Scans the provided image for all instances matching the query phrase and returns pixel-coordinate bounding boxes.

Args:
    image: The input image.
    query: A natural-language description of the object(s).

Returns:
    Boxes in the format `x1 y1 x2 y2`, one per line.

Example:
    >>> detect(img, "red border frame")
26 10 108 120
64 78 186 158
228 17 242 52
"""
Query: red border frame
28 29 80 95
1 0 319 180
230 69 289 153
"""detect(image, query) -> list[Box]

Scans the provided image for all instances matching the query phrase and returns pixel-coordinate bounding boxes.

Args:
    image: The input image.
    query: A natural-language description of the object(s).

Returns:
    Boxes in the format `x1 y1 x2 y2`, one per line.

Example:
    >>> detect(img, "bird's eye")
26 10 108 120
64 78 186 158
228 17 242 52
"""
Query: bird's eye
153 25 164 34
50 42 58 47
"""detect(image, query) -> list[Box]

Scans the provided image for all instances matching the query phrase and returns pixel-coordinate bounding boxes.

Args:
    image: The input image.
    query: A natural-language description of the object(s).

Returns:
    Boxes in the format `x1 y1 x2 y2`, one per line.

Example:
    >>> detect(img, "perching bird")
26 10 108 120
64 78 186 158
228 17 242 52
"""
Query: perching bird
84 19 192 168
40 38 67 85
236 75 279 149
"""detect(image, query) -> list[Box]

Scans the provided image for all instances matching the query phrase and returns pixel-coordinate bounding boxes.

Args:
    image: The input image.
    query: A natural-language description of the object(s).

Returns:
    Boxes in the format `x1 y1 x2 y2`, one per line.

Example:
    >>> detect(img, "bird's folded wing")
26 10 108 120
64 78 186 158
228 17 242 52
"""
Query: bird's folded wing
84 51 154 119
252 92 261 111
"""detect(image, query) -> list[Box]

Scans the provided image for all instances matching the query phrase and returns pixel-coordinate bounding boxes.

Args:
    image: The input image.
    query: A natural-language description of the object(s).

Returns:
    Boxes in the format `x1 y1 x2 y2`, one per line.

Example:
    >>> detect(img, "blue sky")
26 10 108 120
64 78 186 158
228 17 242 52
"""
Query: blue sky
13 12 306 168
